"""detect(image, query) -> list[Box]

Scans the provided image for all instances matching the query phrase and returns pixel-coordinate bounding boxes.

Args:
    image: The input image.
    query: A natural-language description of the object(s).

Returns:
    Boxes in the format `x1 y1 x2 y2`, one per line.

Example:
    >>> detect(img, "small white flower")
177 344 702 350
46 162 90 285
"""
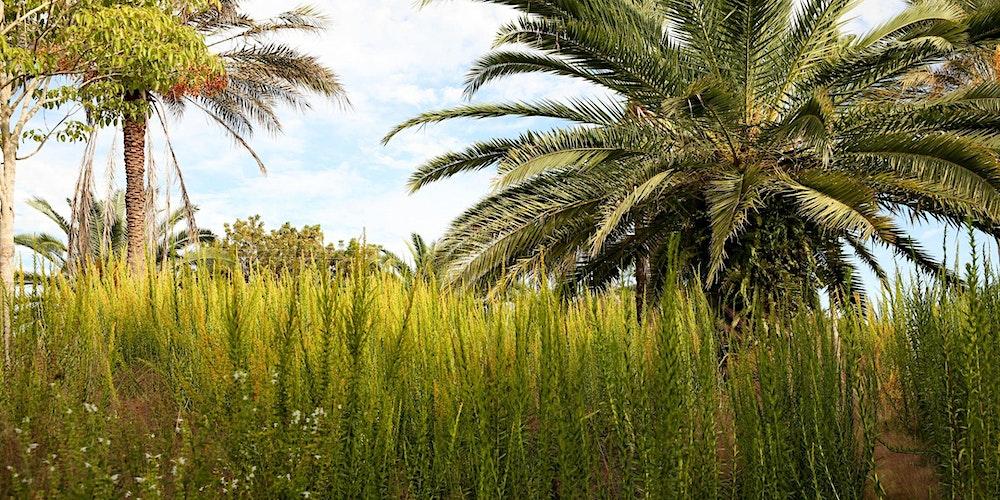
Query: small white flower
83 403 98 413
177 457 187 466
111 474 120 482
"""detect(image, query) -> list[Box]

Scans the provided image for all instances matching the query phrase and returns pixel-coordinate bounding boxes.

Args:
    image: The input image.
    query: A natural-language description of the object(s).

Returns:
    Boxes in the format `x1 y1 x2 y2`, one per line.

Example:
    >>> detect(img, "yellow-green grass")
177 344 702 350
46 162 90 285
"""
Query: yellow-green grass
0 261 995 498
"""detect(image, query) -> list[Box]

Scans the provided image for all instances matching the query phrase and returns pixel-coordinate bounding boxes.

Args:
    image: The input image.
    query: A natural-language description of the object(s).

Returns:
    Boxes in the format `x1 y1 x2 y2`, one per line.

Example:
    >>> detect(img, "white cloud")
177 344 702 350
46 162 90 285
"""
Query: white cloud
13 0 924 263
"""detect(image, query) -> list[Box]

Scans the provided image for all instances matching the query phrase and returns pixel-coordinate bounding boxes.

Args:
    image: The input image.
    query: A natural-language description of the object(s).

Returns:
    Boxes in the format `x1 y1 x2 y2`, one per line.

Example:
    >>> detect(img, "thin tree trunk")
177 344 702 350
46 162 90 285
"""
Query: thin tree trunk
634 207 650 325
0 79 17 363
0 133 15 367
635 252 650 324
123 92 148 273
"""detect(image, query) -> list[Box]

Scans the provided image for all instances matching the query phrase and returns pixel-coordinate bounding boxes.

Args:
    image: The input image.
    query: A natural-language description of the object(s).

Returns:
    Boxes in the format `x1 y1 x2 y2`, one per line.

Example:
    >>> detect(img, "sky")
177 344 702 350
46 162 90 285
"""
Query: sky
20 0 994 278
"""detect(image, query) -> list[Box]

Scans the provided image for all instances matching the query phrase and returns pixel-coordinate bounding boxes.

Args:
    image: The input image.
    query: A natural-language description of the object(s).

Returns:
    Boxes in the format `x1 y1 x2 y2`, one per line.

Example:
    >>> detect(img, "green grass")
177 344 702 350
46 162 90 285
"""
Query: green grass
890 255 1000 498
0 261 996 498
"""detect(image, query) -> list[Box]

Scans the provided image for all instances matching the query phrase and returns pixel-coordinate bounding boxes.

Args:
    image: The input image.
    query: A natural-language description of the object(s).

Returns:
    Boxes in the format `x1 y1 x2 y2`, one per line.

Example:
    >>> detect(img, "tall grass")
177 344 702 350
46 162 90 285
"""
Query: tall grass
728 310 878 498
893 253 1000 498
0 259 995 498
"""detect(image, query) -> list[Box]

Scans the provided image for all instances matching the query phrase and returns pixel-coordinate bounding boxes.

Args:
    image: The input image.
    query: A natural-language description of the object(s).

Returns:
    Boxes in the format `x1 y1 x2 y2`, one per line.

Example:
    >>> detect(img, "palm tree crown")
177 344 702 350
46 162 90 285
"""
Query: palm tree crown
117 0 346 271
388 0 1000 310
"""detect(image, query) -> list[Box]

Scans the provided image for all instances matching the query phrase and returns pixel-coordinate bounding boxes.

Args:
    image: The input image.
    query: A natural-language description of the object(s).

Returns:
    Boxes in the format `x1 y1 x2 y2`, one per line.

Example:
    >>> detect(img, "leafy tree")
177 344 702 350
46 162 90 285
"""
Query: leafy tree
98 0 345 272
15 191 215 273
0 0 219 363
219 216 384 277
389 0 1000 322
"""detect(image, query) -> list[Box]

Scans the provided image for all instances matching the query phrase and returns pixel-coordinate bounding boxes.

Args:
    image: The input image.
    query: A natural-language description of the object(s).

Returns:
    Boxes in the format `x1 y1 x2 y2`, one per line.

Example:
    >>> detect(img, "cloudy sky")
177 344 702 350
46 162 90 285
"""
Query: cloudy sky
23 0 989 276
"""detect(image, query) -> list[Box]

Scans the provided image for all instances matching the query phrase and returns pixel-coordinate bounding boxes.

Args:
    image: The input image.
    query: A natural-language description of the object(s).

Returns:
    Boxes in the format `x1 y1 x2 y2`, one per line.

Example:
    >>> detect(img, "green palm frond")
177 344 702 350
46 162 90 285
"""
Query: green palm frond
389 0 1000 308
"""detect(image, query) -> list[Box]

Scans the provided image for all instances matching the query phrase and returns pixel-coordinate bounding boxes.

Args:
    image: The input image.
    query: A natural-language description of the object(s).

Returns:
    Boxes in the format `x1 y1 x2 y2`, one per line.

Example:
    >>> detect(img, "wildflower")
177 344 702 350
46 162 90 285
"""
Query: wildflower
83 403 98 413
177 457 187 466
26 443 39 454
302 492 311 498
13 428 22 434
80 446 88 453
111 474 120 482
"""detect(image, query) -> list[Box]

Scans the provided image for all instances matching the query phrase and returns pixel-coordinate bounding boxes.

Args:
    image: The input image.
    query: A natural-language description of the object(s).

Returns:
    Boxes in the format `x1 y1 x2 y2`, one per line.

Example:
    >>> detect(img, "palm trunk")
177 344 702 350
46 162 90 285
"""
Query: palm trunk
123 92 148 273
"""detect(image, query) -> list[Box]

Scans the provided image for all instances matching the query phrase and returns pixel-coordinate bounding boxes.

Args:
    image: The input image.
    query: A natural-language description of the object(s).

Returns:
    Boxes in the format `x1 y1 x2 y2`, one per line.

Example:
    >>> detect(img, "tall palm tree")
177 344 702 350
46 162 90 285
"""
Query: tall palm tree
121 0 345 271
388 0 1000 320
16 191 215 273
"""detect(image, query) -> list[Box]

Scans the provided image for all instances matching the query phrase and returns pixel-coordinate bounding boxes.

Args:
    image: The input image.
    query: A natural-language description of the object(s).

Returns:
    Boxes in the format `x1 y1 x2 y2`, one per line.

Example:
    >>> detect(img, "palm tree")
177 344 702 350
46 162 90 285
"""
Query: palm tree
904 0 1000 93
16 192 215 273
381 233 442 282
120 0 345 271
388 0 1000 321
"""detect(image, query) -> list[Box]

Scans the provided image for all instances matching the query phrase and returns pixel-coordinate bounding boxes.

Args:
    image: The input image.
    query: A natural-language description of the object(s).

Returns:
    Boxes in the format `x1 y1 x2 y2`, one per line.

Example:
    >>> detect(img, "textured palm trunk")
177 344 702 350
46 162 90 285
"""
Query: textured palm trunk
123 92 148 273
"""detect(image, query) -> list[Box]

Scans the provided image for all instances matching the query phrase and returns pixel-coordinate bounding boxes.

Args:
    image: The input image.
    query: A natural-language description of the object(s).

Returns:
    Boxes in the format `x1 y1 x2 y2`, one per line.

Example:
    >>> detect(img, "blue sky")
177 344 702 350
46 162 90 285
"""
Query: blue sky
18 0 995 278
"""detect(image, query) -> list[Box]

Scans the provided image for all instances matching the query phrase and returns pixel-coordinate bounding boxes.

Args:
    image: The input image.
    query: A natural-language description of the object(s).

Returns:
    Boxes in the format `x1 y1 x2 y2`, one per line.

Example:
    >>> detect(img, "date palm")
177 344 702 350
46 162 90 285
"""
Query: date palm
388 0 1000 319
904 0 1000 93
15 191 215 273
121 0 345 271
381 233 442 283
